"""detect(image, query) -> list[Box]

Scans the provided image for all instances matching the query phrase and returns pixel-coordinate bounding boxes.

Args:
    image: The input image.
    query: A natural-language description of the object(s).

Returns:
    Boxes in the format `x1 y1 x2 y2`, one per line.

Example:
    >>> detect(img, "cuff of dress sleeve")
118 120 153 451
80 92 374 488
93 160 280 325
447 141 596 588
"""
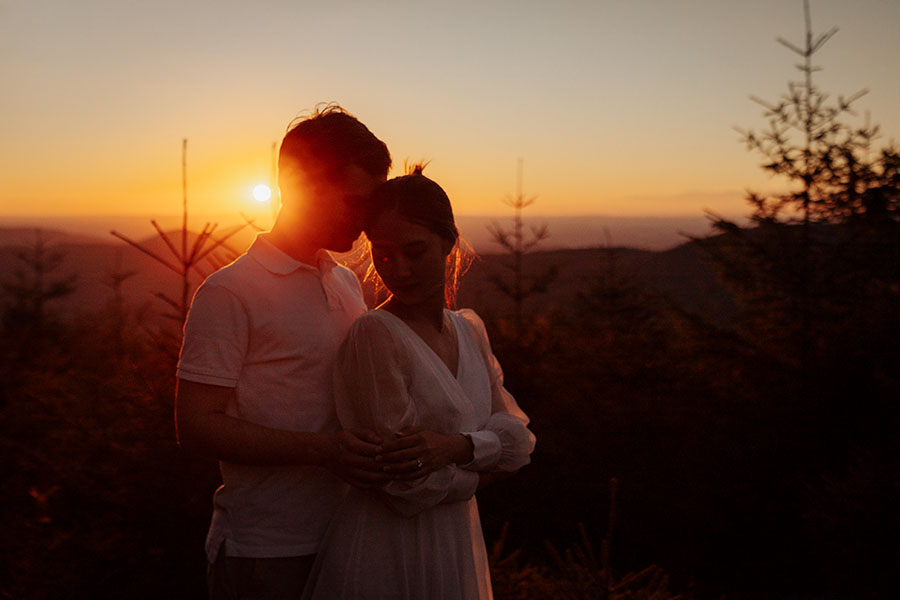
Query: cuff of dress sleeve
444 467 480 503
460 430 502 472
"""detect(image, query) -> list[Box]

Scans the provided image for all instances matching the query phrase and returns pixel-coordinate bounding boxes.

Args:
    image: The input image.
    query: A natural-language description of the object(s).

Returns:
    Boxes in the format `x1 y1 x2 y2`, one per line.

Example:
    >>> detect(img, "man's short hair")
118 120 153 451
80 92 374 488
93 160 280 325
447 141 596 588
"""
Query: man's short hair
278 103 391 189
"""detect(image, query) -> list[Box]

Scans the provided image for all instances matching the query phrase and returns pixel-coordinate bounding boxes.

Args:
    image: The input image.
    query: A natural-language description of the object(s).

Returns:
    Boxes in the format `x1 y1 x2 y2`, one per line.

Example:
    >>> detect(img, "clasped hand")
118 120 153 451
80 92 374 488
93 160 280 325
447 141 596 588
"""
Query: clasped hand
330 427 473 489
377 426 474 476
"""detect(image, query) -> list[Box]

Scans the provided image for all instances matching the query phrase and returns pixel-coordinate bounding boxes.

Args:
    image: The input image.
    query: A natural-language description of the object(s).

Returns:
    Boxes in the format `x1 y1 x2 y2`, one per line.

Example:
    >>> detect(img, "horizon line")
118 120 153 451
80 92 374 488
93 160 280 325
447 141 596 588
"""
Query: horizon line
1 211 741 220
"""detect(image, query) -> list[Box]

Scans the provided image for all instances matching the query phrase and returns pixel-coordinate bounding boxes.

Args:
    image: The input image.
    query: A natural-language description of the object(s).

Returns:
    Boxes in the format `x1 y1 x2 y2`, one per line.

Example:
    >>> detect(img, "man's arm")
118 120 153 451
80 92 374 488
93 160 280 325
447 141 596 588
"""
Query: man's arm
175 378 388 486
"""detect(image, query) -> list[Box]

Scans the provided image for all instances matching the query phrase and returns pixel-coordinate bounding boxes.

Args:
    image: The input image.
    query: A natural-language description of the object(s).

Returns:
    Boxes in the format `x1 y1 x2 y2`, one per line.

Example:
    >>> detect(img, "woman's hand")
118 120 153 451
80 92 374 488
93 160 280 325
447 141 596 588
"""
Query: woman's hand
376 427 474 478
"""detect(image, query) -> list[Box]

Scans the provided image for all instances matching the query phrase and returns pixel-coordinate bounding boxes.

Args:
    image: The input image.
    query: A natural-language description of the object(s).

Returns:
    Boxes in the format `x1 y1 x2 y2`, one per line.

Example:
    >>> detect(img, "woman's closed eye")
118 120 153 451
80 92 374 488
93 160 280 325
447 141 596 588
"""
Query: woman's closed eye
402 242 427 259
371 241 427 265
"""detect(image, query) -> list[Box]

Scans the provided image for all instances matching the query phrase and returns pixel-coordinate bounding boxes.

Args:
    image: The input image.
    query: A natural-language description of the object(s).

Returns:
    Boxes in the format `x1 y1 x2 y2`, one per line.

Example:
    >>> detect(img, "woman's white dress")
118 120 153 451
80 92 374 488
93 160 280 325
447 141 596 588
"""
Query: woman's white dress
302 308 535 600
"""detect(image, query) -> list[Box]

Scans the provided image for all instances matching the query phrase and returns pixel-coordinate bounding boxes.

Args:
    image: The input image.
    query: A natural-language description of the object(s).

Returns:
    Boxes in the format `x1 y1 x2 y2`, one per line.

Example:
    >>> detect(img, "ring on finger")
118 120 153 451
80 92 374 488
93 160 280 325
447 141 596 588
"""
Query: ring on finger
415 458 424 469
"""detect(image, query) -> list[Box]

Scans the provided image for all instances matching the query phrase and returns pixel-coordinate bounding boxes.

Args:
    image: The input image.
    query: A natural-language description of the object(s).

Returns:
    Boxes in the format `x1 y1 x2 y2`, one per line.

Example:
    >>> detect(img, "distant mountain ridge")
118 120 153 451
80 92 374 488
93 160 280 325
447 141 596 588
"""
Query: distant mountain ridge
0 227 115 247
456 214 721 251
0 223 735 329
1 213 729 252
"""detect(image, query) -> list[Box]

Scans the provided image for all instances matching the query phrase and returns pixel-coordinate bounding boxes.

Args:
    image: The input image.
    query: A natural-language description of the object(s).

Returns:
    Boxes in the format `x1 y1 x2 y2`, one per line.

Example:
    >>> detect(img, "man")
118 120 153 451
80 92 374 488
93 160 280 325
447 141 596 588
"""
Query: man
175 104 394 598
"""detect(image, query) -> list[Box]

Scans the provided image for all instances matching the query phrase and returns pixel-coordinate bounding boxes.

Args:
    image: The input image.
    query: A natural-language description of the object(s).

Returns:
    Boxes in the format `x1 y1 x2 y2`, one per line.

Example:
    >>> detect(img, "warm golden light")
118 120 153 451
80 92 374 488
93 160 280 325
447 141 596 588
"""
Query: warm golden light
2 2 897 227
253 184 272 203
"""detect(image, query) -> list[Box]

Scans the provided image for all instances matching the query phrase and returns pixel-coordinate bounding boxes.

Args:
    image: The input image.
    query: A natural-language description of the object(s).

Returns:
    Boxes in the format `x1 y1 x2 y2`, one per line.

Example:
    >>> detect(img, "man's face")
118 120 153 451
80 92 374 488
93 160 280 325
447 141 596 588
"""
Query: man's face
309 165 385 252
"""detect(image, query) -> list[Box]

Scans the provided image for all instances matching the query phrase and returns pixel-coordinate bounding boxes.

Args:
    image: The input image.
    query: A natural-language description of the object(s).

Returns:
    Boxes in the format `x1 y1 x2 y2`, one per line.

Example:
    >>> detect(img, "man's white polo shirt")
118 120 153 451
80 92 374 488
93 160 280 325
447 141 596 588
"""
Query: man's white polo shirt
176 235 367 562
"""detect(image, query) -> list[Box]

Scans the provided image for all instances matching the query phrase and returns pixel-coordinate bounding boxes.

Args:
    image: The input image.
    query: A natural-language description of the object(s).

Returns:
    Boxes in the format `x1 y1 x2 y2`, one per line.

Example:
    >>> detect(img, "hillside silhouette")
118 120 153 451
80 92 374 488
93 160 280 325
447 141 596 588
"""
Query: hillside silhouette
1 213 719 252
0 226 735 329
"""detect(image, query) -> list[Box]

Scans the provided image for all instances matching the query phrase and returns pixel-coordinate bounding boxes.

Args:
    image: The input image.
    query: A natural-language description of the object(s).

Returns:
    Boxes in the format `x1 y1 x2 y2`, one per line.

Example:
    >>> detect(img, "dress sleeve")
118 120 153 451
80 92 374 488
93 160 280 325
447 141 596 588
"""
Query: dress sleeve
333 313 479 518
457 309 536 473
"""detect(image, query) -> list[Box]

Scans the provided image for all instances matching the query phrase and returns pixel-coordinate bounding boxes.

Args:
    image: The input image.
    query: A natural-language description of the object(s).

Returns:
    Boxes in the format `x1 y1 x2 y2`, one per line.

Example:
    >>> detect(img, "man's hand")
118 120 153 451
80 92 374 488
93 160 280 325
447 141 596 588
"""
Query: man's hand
376 427 474 477
323 429 391 488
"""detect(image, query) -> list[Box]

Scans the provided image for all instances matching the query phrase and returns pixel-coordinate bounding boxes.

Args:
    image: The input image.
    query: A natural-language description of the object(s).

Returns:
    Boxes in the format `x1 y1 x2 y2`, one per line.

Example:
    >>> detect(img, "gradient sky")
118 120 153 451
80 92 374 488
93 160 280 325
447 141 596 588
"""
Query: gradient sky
2 0 898 224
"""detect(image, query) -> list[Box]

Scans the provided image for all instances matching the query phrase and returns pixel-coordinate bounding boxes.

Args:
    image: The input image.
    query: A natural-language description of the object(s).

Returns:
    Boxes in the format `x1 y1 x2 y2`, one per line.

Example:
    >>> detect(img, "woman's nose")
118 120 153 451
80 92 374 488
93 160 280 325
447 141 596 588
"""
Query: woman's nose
393 256 412 278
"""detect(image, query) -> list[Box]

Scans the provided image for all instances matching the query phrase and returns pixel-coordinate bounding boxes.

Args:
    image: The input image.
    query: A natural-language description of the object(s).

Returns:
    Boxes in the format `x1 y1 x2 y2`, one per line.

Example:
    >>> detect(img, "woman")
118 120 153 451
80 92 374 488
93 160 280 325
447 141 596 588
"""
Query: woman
303 168 536 599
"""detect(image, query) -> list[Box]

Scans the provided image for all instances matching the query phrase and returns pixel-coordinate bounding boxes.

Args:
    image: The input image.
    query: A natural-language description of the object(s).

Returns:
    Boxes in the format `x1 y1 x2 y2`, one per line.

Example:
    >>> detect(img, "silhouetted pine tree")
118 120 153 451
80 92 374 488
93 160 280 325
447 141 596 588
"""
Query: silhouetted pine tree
1 229 77 336
111 139 250 359
487 159 557 340
696 3 899 595
701 0 900 379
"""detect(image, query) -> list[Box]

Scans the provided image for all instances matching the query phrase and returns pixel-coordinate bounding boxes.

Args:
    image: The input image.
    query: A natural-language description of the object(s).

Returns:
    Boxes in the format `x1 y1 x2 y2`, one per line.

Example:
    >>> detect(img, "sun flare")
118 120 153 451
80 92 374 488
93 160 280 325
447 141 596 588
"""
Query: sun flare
252 184 272 203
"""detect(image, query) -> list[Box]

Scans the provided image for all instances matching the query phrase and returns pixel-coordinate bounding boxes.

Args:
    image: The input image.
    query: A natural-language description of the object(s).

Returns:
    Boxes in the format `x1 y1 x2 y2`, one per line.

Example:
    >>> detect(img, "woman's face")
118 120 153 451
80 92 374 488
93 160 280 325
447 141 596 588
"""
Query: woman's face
366 209 452 307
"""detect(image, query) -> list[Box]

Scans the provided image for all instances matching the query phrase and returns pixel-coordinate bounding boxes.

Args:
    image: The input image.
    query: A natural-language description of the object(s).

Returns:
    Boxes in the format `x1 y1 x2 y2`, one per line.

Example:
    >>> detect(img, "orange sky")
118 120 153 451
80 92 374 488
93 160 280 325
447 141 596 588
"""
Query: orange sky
2 0 898 226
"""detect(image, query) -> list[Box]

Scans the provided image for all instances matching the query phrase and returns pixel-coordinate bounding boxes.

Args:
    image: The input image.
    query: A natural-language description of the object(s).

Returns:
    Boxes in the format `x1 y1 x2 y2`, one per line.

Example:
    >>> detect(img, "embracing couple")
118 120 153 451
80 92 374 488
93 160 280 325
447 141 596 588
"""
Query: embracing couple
175 104 535 600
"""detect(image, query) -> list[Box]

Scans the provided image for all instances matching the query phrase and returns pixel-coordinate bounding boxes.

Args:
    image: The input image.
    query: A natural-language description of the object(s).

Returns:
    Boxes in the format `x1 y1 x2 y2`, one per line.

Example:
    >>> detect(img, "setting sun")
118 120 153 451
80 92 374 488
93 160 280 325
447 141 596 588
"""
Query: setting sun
252 184 272 203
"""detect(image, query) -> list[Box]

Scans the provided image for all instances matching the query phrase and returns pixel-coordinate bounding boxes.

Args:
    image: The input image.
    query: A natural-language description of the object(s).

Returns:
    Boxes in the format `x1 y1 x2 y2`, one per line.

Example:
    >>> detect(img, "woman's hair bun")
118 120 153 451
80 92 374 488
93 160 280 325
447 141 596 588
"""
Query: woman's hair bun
405 160 429 176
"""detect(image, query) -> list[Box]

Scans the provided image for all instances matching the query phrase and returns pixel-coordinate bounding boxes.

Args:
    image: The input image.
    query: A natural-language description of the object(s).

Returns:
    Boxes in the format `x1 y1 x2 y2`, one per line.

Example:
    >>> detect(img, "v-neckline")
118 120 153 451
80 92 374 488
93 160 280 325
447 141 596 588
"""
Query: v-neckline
378 308 462 380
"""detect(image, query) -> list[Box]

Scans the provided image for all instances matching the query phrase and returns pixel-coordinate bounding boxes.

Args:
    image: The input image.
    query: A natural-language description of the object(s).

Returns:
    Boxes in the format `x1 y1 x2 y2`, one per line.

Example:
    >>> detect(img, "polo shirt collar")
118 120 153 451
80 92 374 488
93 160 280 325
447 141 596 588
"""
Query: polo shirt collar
248 234 337 276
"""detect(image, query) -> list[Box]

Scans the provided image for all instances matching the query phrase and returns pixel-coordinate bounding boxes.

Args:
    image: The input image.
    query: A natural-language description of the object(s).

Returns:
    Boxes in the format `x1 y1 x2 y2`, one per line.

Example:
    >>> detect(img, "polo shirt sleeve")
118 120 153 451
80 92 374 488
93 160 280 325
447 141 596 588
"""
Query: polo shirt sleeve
176 283 249 388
